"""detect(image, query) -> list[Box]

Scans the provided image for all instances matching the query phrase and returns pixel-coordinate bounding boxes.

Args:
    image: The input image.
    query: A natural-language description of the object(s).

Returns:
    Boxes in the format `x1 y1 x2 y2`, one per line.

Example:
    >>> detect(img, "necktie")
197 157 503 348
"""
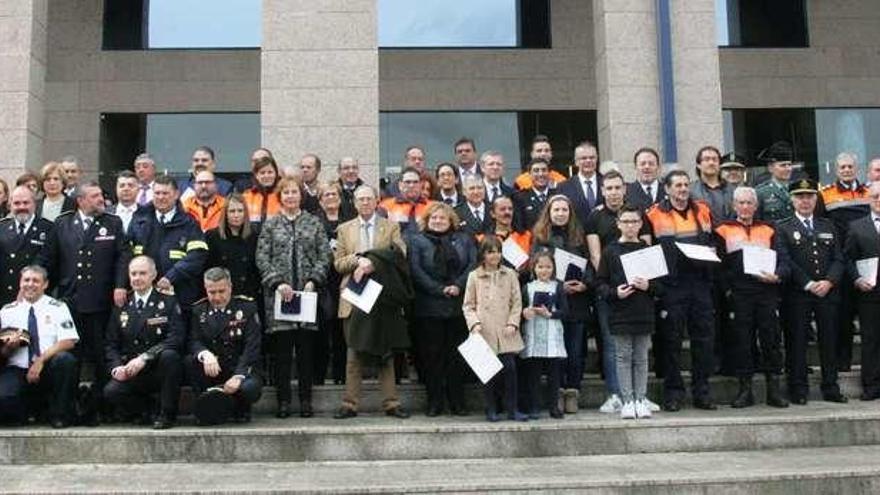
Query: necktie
492 186 499 202
159 214 167 225
17 223 26 238
28 306 40 362
804 218 813 232
444 197 454 205
137 185 149 206
83 217 92 231
360 223 372 251
137 299 144 310
585 179 596 209
646 184 653 201
475 208 483 222
874 217 880 234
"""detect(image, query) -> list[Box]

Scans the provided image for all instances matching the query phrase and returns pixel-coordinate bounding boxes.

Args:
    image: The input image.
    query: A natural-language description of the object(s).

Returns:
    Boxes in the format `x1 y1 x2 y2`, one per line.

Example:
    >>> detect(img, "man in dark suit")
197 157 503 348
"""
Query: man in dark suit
844 182 880 400
513 158 556 231
455 176 493 236
480 151 514 203
39 180 130 423
337 157 364 222
104 255 184 429
776 178 847 405
0 186 54 306
558 141 603 228
625 147 667 211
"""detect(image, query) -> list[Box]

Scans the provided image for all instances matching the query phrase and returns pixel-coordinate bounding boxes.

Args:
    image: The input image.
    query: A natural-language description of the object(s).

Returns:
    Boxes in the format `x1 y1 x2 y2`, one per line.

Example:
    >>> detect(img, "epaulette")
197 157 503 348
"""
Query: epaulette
56 210 75 218
594 204 605 211
47 297 62 307
234 295 254 302
191 297 208 307
2 301 19 309
0 217 13 224
101 211 120 219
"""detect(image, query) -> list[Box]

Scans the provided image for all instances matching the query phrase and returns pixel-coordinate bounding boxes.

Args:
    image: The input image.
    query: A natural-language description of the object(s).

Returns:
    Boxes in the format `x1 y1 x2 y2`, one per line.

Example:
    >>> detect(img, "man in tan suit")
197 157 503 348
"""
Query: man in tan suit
333 185 410 419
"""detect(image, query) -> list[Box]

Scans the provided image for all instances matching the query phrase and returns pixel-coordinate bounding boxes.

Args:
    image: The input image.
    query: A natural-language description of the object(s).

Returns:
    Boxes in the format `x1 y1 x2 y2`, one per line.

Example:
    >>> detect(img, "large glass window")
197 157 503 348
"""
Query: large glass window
379 0 550 48
717 0 808 47
100 113 259 188
724 108 817 182
103 0 261 50
379 110 596 181
816 109 880 184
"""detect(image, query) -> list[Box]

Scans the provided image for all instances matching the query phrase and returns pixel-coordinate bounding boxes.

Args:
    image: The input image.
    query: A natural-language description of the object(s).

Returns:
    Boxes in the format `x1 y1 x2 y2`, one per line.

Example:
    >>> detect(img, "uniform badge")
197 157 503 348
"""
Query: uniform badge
793 231 801 241
199 313 207 323
44 315 52 325
156 328 162 335
39 232 45 241
236 328 242 337
120 312 129 326
99 227 107 236
157 301 165 310
235 310 243 321
229 330 235 338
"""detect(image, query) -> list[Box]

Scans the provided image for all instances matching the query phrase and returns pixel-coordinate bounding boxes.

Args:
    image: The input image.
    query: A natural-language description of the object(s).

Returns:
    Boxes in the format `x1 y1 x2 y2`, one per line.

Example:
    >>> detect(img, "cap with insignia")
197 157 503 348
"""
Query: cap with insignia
789 178 818 195
720 152 747 170
757 141 794 164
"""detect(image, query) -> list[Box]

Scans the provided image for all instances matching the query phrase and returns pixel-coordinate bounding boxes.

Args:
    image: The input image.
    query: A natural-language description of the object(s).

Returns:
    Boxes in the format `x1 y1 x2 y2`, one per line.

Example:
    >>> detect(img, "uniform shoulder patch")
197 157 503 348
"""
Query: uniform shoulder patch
47 297 63 307
56 210 74 218
2 301 19 309
0 217 12 224
234 295 254 302
191 297 208 307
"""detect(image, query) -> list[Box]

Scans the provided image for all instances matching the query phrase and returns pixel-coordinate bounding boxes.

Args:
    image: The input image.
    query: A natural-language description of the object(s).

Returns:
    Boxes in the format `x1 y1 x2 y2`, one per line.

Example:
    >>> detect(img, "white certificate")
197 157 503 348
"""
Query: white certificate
502 237 529 269
341 278 384 314
857 257 879 285
457 333 503 384
273 290 318 323
554 248 588 282
675 242 721 263
742 245 777 276
620 244 669 284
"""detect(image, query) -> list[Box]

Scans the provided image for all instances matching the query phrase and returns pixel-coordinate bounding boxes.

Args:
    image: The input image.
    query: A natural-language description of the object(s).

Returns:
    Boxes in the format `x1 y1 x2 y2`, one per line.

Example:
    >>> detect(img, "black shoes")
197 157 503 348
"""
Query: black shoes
790 395 808 405
276 401 291 419
662 399 681 412
693 397 717 410
300 401 314 418
823 392 848 403
152 413 175 430
730 379 754 409
333 407 357 419
50 418 68 429
385 407 410 419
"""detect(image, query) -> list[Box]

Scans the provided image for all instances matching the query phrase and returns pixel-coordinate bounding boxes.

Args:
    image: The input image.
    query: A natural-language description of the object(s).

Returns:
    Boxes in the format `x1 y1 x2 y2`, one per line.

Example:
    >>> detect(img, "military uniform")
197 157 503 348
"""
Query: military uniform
776 179 846 404
129 204 208 308
38 209 130 417
0 216 54 306
756 180 794 223
187 296 263 419
103 289 184 423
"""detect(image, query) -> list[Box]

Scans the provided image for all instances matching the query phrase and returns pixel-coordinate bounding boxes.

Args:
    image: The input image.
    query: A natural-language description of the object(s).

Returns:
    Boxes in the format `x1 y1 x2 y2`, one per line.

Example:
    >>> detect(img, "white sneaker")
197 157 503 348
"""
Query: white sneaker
643 397 660 412
635 399 652 418
620 401 636 419
599 394 623 414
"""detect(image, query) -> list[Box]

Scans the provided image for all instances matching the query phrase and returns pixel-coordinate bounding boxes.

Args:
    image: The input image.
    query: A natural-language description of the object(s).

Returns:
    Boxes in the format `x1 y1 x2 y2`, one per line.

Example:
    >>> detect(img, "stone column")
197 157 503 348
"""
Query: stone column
592 0 662 179
261 0 379 185
0 0 48 180
669 0 723 173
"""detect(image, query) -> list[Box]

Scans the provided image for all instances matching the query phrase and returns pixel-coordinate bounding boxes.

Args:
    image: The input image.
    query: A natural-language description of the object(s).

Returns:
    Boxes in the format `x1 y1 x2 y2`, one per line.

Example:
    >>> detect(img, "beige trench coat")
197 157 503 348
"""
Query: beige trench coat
462 265 523 354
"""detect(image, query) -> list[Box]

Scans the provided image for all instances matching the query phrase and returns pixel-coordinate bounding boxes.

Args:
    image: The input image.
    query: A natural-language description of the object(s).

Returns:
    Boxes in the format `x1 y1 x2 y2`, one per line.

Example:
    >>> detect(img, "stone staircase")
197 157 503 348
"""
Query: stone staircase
1 368 879 493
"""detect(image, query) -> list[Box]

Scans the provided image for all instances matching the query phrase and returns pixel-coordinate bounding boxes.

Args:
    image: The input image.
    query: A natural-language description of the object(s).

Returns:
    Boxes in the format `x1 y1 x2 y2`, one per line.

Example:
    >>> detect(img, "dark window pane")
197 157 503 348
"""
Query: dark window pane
518 110 597 175
99 113 146 190
718 0 808 47
727 108 817 182
102 0 146 50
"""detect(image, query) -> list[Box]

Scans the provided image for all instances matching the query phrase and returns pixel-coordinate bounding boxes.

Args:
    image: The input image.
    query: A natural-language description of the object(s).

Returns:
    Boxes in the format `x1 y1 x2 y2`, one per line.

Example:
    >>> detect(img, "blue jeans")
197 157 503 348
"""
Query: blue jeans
562 321 585 390
595 299 620 395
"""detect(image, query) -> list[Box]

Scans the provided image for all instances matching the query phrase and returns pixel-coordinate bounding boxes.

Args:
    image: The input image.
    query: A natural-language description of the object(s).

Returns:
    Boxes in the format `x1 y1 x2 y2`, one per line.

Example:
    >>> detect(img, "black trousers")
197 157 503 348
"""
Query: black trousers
837 280 857 369
522 357 562 413
417 316 469 411
483 353 518 414
858 301 880 396
729 291 783 378
72 310 110 400
0 351 78 423
272 329 315 404
315 316 347 384
660 282 715 401
186 357 263 411
104 349 183 416
786 294 840 398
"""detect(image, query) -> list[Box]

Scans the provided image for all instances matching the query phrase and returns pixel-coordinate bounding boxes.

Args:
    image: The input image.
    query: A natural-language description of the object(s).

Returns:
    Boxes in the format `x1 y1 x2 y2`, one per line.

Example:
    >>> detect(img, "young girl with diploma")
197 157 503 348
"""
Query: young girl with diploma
463 237 526 422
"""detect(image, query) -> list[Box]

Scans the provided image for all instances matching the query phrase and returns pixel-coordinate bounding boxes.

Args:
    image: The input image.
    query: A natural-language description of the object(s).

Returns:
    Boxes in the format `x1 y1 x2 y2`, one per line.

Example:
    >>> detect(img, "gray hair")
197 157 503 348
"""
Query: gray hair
461 175 484 189
479 150 503 164
733 186 758 203
353 184 377 199
836 151 859 166
60 155 80 166
74 180 102 199
204 267 231 283
134 153 155 165
20 264 48 281
130 255 157 274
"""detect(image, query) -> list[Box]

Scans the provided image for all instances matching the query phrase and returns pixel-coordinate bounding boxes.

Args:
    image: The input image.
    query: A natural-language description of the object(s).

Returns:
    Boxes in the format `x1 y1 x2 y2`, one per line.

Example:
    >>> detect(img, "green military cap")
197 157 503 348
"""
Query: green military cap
789 178 818 195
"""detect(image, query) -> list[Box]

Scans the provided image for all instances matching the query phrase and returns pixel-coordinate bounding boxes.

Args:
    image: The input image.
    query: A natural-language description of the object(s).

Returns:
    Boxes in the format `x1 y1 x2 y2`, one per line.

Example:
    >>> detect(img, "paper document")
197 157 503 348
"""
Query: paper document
341 278 383 314
675 242 721 263
857 257 879 285
457 333 503 384
554 248 588 282
742 245 777 276
274 290 318 324
620 244 669 284
502 237 529 268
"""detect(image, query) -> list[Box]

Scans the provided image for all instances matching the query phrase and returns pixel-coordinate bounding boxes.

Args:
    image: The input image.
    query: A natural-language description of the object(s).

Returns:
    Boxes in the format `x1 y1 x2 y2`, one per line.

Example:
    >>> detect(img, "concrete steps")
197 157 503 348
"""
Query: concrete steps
3 445 880 494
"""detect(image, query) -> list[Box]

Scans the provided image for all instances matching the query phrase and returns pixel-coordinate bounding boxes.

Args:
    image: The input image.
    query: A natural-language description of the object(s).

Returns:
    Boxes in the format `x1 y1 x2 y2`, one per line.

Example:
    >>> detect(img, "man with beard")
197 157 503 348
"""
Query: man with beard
0 186 54 306
183 170 226 232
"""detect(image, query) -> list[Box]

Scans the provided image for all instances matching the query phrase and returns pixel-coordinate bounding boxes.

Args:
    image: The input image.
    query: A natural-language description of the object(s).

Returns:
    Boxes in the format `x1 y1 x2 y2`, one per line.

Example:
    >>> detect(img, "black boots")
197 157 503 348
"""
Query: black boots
765 374 790 408
731 377 755 408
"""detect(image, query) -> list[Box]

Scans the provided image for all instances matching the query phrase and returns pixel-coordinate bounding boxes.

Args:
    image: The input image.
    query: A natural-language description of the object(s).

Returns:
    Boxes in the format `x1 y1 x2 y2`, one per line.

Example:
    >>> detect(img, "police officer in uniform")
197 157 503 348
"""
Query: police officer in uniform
188 267 262 423
776 179 848 404
0 186 54 306
755 141 796 222
104 255 184 429
39 180 130 423
129 175 208 314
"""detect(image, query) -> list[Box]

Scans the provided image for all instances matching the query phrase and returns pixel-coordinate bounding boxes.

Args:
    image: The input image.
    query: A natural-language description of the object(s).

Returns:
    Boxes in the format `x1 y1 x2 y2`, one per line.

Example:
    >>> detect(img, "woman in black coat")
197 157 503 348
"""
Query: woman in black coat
408 202 477 416
315 182 346 385
204 193 261 300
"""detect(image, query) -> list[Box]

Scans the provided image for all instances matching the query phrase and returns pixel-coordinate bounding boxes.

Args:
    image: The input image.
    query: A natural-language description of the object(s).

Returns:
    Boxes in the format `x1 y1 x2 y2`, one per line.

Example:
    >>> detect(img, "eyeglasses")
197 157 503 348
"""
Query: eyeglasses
618 219 641 224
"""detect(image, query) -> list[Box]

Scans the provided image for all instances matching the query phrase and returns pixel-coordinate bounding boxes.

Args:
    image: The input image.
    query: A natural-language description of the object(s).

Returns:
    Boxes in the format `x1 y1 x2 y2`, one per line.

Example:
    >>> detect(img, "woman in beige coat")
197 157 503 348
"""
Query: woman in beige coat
463 237 526 422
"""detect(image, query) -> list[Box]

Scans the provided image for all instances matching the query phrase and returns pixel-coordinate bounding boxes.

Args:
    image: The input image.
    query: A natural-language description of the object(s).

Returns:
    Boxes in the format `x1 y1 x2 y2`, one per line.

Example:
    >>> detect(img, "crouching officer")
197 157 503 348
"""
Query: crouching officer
188 267 262 424
776 179 848 405
104 255 184 429
714 186 789 408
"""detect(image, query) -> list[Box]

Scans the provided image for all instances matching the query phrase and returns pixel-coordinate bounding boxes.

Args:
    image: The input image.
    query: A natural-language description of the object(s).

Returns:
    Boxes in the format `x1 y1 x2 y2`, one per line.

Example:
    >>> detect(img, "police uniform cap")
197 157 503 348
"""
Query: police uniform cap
720 152 747 170
789 178 818 195
757 141 794 164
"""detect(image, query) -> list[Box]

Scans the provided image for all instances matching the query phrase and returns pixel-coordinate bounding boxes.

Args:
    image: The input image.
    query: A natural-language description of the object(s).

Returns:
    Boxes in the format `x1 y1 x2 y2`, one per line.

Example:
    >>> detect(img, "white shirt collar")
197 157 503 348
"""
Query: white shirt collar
795 212 813 224
17 215 34 233
78 210 94 225
157 207 175 223
359 214 377 227
135 288 152 306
